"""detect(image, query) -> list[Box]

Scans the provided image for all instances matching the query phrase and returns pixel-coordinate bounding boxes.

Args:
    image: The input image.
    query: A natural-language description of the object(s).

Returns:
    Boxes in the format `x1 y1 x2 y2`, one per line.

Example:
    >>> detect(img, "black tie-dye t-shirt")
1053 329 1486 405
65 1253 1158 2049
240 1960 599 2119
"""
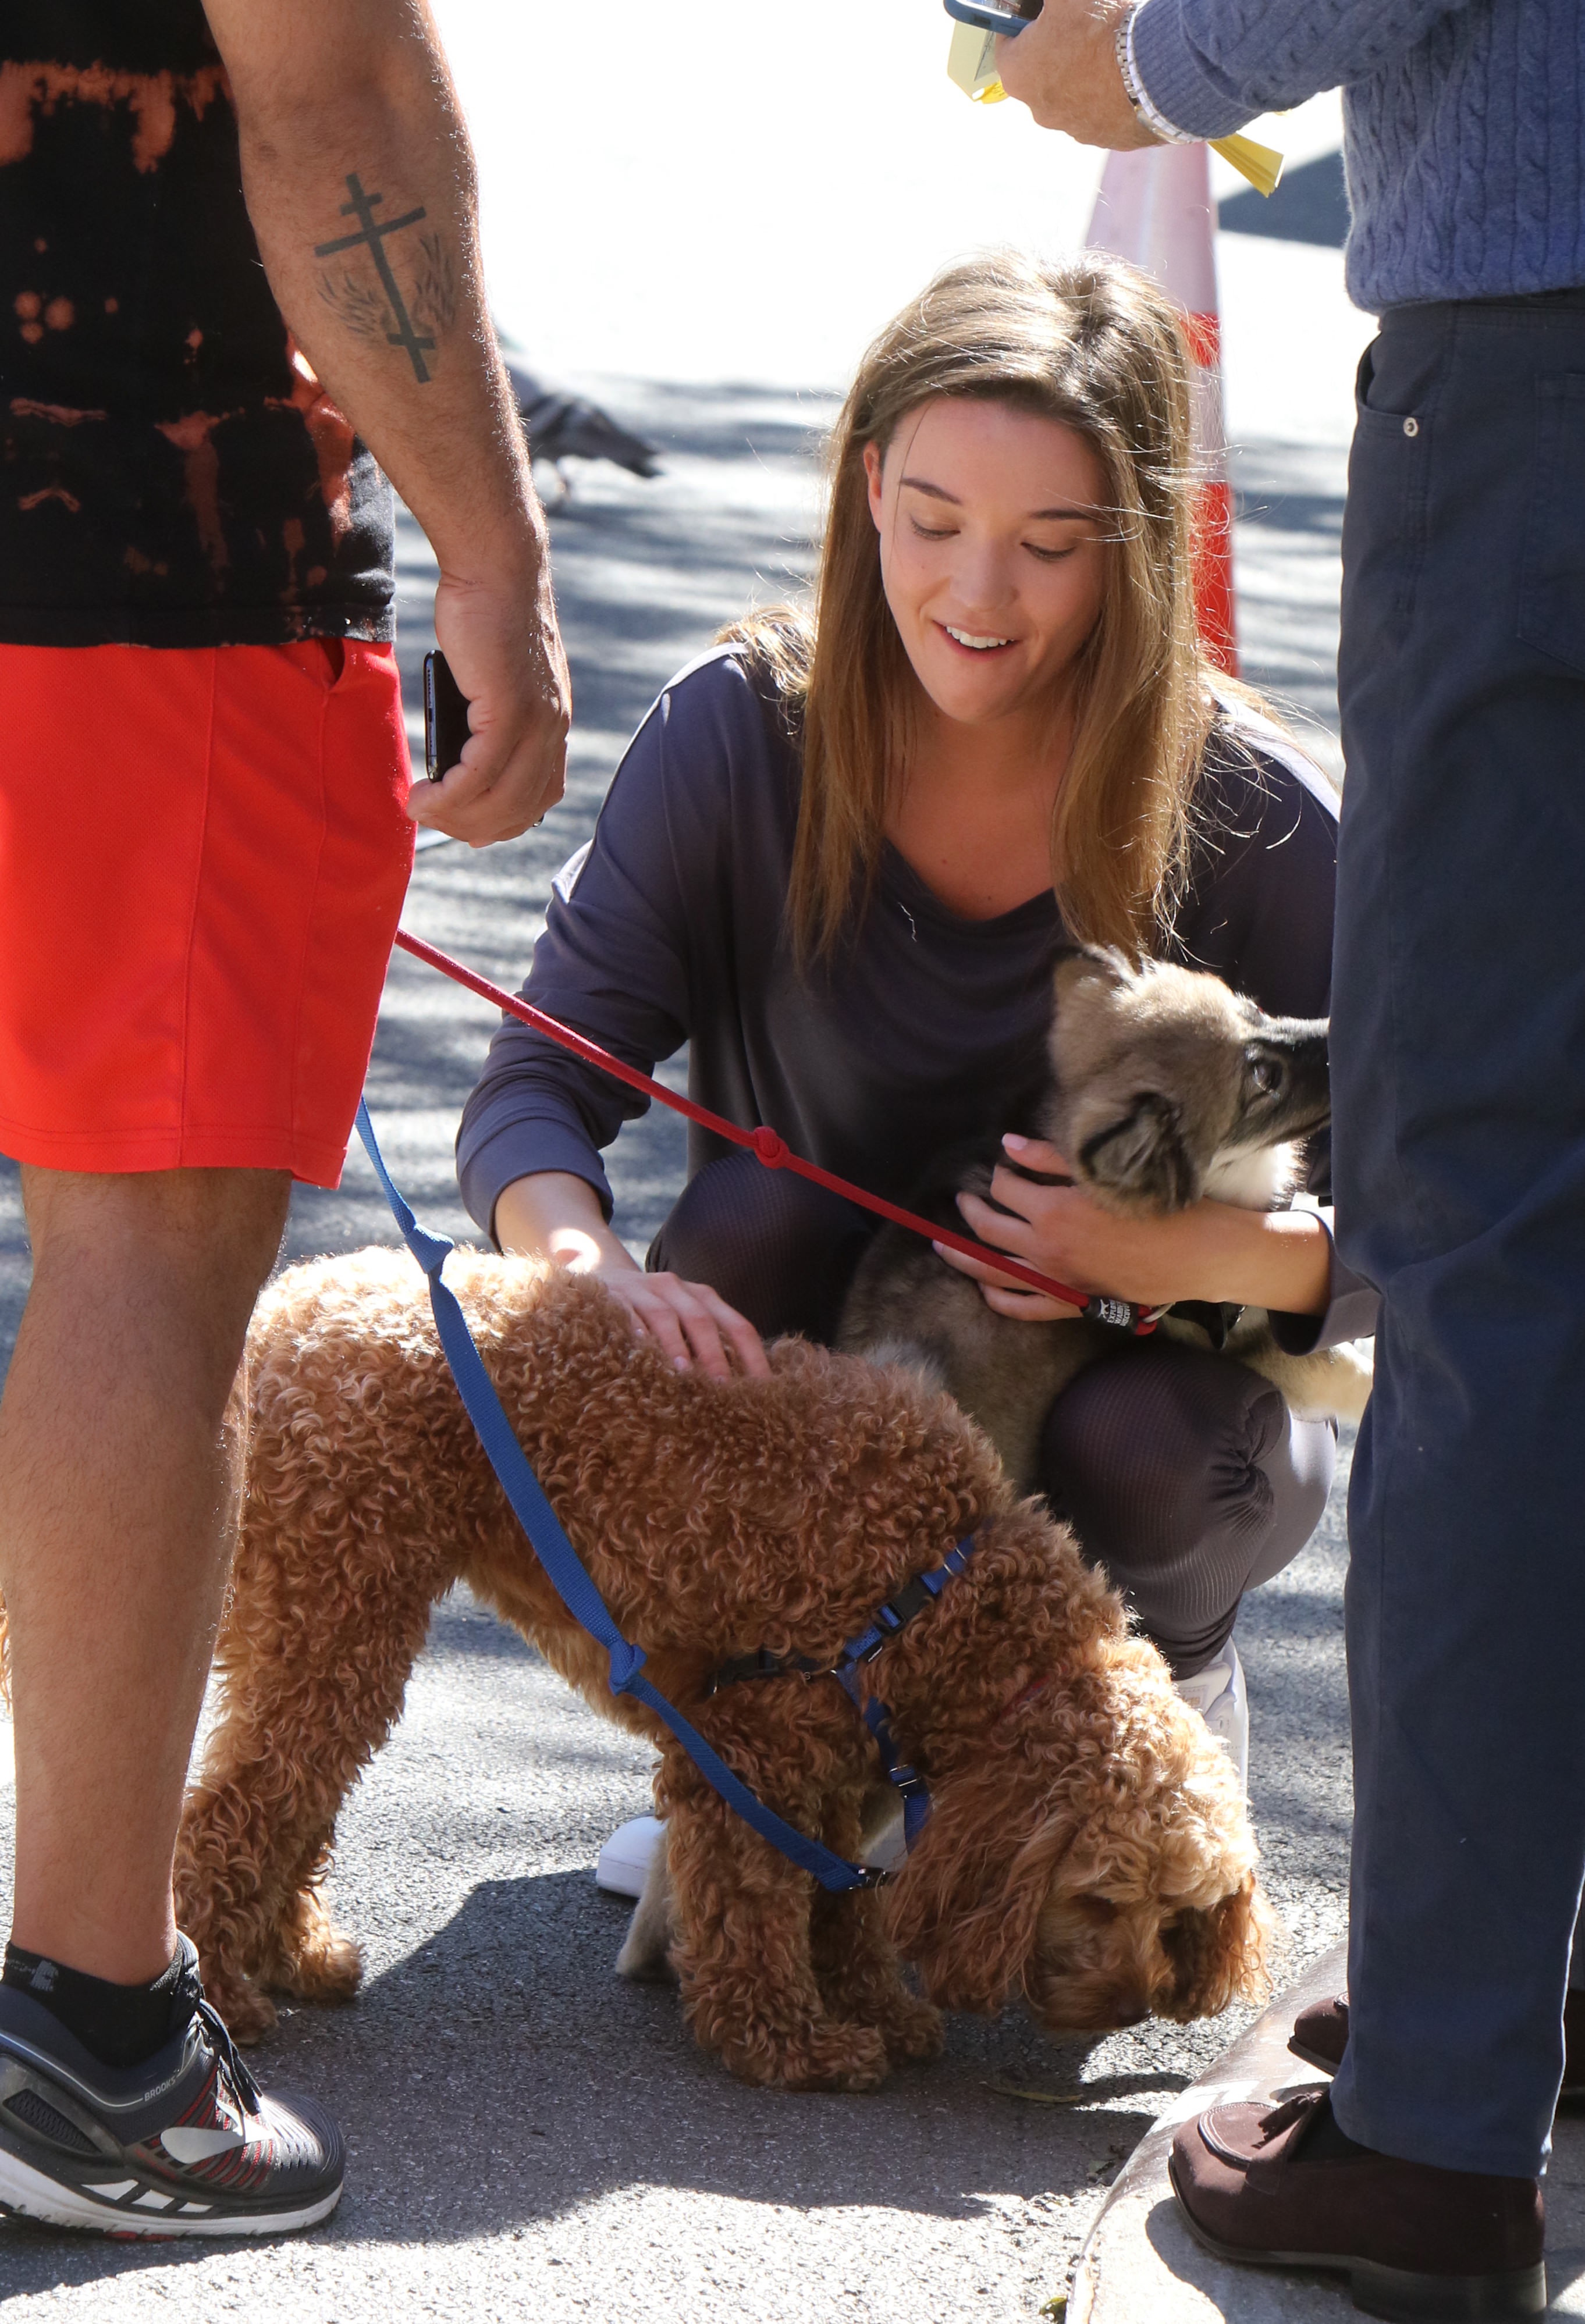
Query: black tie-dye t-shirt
0 1 394 645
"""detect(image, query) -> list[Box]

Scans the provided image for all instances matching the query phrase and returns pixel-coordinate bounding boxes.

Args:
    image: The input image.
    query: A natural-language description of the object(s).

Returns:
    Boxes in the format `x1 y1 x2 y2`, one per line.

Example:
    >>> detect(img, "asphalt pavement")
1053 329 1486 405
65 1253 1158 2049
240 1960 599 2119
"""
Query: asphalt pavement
0 164 1372 2324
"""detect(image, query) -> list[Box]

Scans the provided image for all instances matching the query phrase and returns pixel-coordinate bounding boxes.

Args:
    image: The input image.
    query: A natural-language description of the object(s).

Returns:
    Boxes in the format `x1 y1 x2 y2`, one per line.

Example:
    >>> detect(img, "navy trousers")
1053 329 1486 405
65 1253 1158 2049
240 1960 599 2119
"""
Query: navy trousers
1328 292 1585 2178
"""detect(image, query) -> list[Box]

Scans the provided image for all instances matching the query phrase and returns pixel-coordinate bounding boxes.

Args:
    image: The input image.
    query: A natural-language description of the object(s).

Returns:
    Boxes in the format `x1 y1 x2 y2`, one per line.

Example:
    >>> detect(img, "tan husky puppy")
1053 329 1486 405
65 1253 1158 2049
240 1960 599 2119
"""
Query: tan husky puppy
837 947 1373 1490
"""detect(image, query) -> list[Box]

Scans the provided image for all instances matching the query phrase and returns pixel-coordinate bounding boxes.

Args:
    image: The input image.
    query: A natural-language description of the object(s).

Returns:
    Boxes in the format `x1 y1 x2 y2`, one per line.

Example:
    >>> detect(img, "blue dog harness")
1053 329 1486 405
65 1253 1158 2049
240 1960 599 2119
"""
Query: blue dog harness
703 1538 976 1855
356 1100 976 1894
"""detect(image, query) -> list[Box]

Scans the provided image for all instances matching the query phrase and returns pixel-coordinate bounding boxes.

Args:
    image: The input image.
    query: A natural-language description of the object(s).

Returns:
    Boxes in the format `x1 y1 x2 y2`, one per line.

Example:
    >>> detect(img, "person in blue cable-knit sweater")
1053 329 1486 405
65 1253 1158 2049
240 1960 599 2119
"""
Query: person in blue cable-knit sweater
994 3 1585 2315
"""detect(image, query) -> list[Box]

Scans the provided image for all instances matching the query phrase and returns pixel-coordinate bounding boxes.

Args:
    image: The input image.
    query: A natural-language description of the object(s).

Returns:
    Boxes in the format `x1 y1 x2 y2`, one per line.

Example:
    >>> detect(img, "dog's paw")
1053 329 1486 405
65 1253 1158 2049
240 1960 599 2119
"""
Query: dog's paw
204 1977 279 2047
276 1927 363 2006
616 1923 679 1984
779 2022 892 2093
873 1992 946 2064
264 1891 364 2007
720 2020 892 2094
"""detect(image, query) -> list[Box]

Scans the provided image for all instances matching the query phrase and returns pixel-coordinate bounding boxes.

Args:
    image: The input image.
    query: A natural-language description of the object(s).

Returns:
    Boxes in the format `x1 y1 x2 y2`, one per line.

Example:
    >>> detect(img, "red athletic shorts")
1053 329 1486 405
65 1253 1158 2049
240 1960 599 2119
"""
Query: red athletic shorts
0 639 415 1188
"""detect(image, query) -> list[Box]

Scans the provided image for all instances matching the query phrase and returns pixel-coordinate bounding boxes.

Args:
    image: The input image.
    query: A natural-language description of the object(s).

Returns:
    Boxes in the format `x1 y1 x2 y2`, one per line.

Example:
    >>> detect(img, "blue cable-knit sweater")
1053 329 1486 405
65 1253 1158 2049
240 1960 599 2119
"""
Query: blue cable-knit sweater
1133 0 1585 310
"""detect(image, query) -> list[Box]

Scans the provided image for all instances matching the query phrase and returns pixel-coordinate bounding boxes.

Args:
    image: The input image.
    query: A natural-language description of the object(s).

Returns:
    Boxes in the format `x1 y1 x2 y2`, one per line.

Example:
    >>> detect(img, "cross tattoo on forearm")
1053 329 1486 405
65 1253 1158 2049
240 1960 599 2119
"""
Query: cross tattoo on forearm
314 173 435 382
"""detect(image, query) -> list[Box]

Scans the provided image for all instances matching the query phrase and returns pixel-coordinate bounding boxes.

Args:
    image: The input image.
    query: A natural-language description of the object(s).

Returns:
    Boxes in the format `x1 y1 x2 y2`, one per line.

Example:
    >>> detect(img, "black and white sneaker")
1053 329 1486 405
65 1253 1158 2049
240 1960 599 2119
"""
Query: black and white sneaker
0 1937 343 2237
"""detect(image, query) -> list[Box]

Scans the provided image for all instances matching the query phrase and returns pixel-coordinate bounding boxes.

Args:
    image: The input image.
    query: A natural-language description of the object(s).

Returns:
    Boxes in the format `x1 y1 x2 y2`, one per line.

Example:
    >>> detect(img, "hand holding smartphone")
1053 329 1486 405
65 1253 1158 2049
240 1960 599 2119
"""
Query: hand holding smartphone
423 649 470 782
943 0 1041 35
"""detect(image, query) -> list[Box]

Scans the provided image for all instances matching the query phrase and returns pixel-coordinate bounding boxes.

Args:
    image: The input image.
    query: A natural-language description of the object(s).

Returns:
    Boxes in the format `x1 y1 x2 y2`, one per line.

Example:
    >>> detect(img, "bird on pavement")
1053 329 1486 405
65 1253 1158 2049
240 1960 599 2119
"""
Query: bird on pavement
500 344 661 501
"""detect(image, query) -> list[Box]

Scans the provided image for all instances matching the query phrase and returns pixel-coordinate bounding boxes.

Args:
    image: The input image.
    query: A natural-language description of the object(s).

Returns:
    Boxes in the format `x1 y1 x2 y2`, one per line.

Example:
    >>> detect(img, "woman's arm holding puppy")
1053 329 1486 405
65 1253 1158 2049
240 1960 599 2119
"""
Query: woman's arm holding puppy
495 1173 769 1381
941 1134 1332 1321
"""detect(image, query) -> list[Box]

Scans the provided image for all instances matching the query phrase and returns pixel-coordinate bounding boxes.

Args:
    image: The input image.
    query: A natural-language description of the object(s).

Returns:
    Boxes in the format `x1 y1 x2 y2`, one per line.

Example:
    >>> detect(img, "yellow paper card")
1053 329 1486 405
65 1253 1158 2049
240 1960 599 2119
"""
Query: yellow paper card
943 30 1285 190
946 20 1008 102
1213 133 1284 196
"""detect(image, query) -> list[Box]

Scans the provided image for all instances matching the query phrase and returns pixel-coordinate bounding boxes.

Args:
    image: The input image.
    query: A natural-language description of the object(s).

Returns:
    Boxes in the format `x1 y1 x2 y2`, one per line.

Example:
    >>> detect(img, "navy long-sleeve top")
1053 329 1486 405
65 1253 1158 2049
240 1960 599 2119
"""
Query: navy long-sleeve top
458 647 1377 1350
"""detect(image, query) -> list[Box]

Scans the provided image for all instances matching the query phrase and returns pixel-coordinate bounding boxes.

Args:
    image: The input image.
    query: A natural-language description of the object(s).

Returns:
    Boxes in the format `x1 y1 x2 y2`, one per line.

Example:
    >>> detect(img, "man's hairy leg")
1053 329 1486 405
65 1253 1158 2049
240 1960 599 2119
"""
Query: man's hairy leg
0 1165 290 1984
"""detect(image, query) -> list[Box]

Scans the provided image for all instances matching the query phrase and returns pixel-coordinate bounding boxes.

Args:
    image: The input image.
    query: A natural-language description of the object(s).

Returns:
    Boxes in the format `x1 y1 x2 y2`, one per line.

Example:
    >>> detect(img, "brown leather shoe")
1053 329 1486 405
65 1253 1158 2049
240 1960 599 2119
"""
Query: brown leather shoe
1169 2088 1545 2321
1291 1989 1585 2099
1291 1991 1350 2072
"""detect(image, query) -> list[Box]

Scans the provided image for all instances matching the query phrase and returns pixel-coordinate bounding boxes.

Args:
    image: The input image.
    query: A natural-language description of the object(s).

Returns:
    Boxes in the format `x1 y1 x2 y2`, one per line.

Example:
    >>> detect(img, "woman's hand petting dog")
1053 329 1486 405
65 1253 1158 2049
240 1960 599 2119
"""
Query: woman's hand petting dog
495 1171 769 1380
940 1133 1334 1321
596 1266 769 1381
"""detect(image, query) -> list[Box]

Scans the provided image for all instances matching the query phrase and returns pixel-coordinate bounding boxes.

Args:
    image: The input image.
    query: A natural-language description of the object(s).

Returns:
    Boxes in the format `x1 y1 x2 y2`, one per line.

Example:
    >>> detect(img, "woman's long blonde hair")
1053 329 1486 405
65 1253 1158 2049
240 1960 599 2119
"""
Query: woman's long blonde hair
728 251 1221 963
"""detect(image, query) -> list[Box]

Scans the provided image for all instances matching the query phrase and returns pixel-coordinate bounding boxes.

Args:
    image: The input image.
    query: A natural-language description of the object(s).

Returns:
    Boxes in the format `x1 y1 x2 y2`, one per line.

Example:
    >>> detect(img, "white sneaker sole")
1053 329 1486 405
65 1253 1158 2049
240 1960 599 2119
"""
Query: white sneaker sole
596 1813 665 1900
0 2144 343 2238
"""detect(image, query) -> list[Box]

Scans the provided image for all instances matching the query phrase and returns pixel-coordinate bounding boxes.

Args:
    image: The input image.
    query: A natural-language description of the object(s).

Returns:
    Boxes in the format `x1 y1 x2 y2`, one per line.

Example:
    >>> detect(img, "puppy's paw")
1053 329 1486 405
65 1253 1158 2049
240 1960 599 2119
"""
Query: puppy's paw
779 2022 892 2092
616 1913 679 1985
720 2020 892 2094
874 1992 945 2063
616 1841 678 1983
202 1976 279 2047
276 1927 363 2006
266 1892 363 2007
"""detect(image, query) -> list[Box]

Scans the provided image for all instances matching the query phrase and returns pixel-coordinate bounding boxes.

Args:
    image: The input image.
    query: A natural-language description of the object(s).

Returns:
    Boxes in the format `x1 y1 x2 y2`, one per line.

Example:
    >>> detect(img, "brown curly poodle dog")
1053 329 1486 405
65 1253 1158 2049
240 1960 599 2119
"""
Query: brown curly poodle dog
173 1247 1270 2092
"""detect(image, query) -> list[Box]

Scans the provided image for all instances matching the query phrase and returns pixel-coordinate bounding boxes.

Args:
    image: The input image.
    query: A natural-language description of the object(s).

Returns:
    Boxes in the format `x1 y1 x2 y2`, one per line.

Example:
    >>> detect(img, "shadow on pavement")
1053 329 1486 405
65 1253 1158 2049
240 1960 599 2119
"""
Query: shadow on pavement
1230 438 1348 780
0 1884 1154 2307
269 1870 1161 2247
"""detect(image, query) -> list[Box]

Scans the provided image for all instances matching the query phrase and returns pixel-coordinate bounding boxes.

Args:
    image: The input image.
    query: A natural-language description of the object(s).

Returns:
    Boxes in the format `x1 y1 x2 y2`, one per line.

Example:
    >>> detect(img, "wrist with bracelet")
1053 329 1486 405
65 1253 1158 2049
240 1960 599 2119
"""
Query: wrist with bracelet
1114 3 1199 146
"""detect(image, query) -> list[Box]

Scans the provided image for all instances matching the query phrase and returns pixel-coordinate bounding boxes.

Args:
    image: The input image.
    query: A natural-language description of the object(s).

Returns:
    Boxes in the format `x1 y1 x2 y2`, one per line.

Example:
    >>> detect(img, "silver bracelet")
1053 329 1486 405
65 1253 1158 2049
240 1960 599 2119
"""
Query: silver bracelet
1114 5 1200 145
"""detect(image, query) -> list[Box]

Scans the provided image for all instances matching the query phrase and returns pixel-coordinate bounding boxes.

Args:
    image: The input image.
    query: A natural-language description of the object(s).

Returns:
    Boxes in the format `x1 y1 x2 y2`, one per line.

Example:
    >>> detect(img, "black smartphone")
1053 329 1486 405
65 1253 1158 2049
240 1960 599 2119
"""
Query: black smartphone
422 649 470 782
943 0 1041 34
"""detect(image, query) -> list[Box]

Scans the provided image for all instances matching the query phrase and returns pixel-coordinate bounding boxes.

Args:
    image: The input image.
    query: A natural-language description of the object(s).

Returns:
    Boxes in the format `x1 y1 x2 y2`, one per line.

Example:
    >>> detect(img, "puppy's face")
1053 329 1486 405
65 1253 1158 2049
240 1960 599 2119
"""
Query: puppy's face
1025 1858 1268 2035
884 1660 1269 2037
1021 1675 1269 2032
1042 947 1330 1215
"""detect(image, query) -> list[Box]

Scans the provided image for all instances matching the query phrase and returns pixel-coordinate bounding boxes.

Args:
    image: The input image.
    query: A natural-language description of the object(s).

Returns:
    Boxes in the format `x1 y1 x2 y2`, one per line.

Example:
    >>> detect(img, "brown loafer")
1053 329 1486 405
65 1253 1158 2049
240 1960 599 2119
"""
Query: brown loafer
1169 2088 1545 2321
1291 1991 1350 2073
1291 1989 1585 2099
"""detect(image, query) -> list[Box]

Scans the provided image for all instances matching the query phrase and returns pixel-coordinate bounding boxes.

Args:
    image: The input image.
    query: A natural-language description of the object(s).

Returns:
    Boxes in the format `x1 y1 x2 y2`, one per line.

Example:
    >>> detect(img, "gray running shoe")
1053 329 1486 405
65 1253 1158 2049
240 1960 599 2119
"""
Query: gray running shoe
0 1937 343 2236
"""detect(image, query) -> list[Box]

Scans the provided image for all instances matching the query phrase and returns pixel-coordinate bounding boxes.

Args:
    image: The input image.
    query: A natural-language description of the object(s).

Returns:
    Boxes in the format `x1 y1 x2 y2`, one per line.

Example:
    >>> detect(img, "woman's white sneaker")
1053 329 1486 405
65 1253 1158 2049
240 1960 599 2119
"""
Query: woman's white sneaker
595 1813 666 1899
1175 1639 1249 1795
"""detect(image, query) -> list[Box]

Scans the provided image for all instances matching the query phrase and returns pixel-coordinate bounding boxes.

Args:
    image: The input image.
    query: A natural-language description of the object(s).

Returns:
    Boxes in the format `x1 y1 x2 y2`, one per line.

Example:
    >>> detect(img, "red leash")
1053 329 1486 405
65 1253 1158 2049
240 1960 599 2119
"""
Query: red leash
393 928 1155 1332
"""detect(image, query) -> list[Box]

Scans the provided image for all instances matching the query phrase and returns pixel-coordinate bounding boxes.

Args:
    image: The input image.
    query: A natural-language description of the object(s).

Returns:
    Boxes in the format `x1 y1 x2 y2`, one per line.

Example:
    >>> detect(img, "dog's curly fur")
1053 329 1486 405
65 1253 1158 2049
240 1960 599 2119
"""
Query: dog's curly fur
173 1247 1270 2091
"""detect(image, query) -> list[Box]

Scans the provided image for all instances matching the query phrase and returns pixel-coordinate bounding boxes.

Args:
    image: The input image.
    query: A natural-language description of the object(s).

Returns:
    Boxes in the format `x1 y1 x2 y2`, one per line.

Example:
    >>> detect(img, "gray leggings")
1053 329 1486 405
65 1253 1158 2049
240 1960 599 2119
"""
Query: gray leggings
649 1149 1335 1678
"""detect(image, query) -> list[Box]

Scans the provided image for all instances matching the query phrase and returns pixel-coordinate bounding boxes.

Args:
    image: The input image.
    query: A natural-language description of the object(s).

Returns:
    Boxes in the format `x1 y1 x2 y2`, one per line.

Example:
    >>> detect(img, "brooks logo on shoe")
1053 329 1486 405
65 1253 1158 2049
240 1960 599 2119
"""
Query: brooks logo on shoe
159 2125 245 2165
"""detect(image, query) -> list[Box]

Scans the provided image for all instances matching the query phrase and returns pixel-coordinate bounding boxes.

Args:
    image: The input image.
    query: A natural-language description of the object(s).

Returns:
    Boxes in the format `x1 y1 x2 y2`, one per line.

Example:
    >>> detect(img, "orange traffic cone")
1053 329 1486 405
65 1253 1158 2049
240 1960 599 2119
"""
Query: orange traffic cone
1086 144 1237 674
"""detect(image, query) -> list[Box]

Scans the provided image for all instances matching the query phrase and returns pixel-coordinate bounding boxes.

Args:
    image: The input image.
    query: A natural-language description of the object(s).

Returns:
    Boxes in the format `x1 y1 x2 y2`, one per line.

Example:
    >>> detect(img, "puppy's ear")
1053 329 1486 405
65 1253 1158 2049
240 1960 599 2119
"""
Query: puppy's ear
1078 1092 1196 1211
1158 1873 1271 2020
1051 944 1135 1011
883 1756 1073 2012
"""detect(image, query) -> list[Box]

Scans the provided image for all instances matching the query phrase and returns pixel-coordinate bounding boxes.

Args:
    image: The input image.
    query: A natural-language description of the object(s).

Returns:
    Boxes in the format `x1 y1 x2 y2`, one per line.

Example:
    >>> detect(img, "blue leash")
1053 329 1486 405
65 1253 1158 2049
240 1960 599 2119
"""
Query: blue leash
355 1100 971 1893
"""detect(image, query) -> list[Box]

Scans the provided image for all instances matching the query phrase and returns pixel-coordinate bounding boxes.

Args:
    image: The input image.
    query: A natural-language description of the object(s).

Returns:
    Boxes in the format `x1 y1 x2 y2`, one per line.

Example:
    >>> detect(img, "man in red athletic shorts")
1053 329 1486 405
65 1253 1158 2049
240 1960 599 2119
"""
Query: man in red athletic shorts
0 0 569 2234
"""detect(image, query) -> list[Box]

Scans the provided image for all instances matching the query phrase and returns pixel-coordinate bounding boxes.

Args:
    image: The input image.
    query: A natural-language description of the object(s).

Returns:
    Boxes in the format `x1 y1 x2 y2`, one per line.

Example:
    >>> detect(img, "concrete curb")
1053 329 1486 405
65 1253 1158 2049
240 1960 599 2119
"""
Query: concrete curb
1068 1942 1585 2320
1069 1941 1351 2322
